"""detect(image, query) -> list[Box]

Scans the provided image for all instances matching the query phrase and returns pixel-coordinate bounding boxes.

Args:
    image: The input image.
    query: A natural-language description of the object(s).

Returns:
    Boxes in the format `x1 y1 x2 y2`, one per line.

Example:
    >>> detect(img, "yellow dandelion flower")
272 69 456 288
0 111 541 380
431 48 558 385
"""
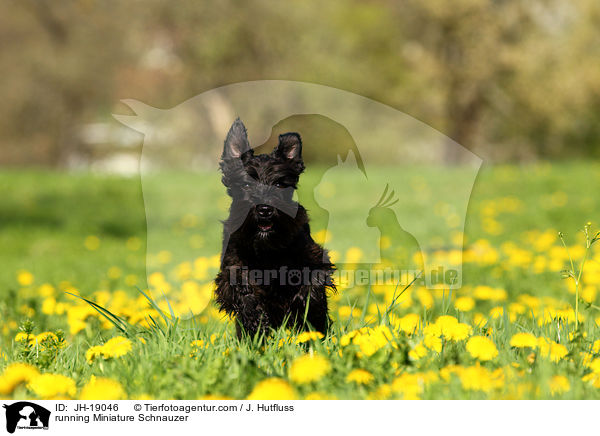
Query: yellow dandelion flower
345 247 363 263
17 270 34 286
0 363 40 395
247 378 296 400
295 331 324 344
15 332 33 344
28 374 76 399
459 364 503 392
101 336 132 358
313 229 331 245
346 369 374 385
473 313 488 327
79 376 126 400
466 336 498 361
423 323 441 338
509 302 527 315
455 296 475 312
582 361 600 388
473 285 507 301
549 343 568 362
340 330 358 346
581 352 594 367
409 342 429 360
549 375 570 395
85 346 104 364
19 305 35 318
38 283 55 297
537 337 550 353
510 332 538 348
189 339 207 358
33 332 61 348
380 236 391 249
432 315 472 341
446 323 472 341
148 272 166 288
289 354 331 384
391 373 425 400
489 306 516 322
86 336 132 364
588 358 600 374
338 306 361 319
396 313 421 334
277 336 294 348
41 297 56 315
439 364 462 382
367 383 392 400
190 339 205 347
84 235 100 251
421 370 440 384
352 325 394 357
538 338 568 362
424 334 442 352
416 288 434 309
436 315 459 331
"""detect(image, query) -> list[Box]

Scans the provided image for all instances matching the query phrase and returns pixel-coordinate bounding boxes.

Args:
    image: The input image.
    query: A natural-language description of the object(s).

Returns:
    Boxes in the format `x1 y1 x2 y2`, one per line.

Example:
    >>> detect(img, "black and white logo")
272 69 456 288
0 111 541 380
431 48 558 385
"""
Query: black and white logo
3 402 50 434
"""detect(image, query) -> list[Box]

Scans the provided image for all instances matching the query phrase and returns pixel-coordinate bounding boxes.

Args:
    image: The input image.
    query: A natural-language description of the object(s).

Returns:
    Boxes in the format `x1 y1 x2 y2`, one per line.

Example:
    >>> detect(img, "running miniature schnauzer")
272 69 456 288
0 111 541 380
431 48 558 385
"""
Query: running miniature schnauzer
215 118 335 339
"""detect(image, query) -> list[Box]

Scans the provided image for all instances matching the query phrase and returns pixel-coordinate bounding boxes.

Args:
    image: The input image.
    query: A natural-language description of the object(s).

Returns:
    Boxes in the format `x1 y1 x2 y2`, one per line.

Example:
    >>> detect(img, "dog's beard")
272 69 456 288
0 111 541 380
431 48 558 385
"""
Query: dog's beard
256 221 274 238
250 211 284 247
255 219 273 240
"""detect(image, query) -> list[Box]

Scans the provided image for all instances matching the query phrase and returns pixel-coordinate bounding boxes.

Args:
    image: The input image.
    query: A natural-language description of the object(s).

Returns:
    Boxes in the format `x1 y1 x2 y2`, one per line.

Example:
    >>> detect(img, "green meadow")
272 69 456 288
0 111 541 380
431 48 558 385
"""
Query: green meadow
1 162 600 399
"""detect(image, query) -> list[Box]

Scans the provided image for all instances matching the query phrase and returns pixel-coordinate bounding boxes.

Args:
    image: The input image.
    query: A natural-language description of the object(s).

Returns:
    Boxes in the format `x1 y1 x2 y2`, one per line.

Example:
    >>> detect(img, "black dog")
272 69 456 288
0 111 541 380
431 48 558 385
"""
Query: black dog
215 119 335 339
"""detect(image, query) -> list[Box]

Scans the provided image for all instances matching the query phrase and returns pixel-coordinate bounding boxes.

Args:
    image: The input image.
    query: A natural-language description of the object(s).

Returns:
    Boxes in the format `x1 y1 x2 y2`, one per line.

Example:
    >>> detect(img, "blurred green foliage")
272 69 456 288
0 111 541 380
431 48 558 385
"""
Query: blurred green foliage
1 162 599 293
1 0 600 165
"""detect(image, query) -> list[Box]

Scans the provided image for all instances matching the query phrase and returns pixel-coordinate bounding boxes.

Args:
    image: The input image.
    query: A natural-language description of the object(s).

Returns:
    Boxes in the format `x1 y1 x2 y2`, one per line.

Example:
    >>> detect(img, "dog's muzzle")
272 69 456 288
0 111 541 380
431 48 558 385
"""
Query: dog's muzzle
256 204 274 219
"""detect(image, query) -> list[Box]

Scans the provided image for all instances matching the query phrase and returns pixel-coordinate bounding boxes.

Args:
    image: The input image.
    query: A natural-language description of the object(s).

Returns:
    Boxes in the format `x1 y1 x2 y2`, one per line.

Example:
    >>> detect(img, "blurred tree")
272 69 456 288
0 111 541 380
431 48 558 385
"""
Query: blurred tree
0 0 137 165
391 0 600 160
0 0 599 166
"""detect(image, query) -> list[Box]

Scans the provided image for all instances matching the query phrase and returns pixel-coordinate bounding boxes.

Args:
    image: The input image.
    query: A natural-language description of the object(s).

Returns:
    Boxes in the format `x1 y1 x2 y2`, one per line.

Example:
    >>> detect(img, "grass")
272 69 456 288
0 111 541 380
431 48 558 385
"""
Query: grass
2 161 600 399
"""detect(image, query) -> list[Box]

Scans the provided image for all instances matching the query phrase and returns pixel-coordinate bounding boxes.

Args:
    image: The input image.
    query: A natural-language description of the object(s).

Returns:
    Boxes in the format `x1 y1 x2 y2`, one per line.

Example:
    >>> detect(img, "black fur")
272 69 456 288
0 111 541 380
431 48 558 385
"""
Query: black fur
215 118 335 339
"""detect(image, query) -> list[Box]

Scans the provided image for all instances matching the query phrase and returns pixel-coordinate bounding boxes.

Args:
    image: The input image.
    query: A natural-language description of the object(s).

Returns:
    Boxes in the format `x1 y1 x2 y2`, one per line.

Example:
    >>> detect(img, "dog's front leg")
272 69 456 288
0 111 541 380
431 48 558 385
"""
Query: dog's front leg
236 293 270 340
215 266 269 339
305 284 329 333
289 284 329 334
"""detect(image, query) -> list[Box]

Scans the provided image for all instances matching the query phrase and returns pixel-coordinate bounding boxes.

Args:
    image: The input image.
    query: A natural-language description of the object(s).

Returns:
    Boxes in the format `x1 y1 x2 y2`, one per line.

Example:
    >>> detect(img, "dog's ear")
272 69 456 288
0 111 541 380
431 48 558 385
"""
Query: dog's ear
274 132 302 162
223 118 253 159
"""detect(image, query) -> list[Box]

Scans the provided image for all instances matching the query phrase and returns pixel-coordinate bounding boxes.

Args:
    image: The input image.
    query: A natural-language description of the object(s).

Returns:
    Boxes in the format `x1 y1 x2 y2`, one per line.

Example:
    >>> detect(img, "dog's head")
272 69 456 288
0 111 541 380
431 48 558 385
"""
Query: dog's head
220 118 305 244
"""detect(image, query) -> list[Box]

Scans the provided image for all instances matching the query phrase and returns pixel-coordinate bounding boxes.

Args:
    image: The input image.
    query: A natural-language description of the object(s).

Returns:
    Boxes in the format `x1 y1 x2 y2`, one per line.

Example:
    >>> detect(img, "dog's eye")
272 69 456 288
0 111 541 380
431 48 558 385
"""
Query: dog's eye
242 183 251 190
274 181 285 188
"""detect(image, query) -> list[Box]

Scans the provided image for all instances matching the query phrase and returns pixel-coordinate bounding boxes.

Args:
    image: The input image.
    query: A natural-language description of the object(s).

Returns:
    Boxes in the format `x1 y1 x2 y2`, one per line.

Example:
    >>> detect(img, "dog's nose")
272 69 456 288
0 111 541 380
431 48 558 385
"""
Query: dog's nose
256 204 274 218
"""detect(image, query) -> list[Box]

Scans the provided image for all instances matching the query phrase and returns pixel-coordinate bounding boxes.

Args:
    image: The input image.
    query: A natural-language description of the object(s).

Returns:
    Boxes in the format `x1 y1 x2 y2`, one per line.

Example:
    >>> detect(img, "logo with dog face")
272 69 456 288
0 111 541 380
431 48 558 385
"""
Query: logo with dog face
3 402 51 433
